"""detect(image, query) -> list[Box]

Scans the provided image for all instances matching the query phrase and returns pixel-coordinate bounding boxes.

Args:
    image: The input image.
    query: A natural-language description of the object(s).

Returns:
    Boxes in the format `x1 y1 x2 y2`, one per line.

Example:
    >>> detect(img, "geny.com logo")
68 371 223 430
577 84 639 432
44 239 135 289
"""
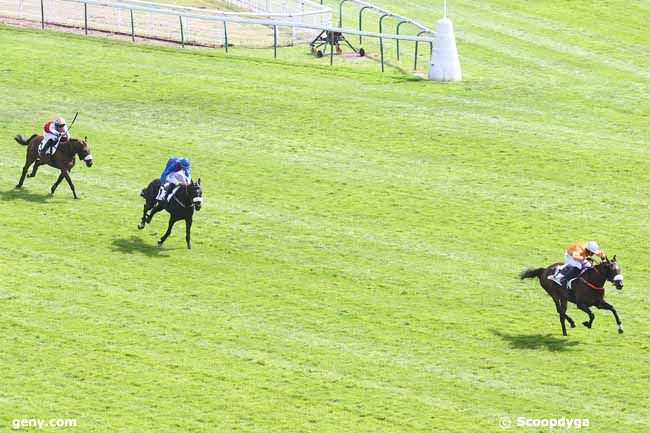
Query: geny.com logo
12 418 77 430
499 416 590 429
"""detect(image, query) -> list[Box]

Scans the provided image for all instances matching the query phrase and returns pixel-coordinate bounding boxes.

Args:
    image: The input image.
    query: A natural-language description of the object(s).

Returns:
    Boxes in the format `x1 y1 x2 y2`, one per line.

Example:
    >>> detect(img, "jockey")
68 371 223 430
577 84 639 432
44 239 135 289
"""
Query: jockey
155 157 192 207
549 241 605 288
41 117 69 155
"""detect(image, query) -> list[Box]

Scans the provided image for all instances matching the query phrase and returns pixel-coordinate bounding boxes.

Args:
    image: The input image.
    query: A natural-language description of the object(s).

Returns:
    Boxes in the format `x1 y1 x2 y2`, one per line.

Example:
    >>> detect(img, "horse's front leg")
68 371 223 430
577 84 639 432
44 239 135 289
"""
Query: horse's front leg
158 216 178 246
62 170 78 199
185 215 193 250
597 301 624 334
576 303 595 328
51 172 65 194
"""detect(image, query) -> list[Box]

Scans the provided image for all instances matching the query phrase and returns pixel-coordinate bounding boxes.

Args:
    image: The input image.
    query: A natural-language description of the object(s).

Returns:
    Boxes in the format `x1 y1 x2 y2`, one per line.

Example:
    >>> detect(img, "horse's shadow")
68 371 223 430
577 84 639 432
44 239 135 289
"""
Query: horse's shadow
0 188 53 203
111 236 170 257
492 330 580 352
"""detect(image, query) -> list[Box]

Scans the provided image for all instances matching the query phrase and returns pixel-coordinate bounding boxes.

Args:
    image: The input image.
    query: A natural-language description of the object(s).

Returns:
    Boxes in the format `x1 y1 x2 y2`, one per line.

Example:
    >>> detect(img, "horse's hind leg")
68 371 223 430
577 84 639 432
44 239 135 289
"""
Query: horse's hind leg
558 297 569 336
554 297 575 328
16 156 36 188
565 313 576 328
146 204 163 223
577 304 595 329
138 203 151 229
597 301 624 334
28 161 41 178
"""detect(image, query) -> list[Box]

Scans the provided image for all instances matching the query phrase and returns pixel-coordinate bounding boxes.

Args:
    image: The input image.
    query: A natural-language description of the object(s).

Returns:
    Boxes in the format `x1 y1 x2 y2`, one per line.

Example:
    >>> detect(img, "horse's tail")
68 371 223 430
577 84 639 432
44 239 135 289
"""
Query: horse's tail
520 267 545 280
14 134 36 146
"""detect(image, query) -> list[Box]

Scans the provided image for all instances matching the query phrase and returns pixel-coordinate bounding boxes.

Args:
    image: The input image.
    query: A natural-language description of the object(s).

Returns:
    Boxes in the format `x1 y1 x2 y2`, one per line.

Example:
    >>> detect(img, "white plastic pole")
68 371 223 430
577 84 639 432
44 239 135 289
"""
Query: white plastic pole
428 17 461 81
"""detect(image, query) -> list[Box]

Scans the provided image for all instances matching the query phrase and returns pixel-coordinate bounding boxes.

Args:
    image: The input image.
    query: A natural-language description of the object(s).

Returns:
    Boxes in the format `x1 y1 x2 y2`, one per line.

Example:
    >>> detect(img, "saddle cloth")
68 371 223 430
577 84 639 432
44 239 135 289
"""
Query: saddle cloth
554 264 587 289
167 185 182 202
38 139 59 156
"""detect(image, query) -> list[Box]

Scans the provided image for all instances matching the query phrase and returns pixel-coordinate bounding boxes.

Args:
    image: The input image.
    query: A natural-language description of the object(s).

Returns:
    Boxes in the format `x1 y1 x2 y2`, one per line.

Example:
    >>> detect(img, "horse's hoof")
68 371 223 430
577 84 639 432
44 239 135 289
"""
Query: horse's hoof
570 322 576 328
15 185 22 189
582 321 591 328
618 328 624 334
157 240 164 246
137 223 145 230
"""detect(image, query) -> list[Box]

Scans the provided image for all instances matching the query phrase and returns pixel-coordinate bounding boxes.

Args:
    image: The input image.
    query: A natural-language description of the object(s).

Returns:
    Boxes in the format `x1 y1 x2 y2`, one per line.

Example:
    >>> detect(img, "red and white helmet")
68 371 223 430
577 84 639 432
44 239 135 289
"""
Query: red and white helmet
54 117 66 127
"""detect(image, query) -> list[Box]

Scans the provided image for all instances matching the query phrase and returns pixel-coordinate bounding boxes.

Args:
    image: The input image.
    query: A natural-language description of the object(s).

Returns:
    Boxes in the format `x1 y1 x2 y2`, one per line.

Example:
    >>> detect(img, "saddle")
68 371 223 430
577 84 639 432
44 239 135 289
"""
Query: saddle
167 185 182 202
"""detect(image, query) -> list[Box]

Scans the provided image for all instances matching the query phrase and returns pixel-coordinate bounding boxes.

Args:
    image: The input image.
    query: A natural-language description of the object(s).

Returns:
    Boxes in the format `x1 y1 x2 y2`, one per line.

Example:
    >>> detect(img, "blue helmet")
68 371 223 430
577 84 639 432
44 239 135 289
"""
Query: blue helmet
178 158 191 169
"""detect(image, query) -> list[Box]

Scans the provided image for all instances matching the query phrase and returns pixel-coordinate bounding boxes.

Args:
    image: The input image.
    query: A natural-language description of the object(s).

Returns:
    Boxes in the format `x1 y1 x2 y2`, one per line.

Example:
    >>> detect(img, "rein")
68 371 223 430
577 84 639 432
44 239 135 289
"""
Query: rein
580 264 606 291
172 186 195 209
173 194 189 208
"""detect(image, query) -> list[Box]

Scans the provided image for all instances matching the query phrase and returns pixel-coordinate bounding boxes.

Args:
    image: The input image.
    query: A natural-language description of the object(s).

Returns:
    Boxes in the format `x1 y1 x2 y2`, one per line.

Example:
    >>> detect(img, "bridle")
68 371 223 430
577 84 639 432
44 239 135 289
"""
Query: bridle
172 184 201 209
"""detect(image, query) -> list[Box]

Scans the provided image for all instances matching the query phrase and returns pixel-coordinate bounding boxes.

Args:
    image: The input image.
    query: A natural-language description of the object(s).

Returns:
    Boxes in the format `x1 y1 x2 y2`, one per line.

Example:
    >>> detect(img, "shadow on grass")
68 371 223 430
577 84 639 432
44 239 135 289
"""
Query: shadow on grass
492 330 580 352
0 188 53 203
111 236 170 258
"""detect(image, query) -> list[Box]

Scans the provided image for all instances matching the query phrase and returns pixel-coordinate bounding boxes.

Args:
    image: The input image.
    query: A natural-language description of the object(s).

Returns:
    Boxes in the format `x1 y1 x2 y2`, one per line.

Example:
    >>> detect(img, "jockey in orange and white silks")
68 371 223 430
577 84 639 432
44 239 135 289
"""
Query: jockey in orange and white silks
549 241 605 287
41 117 69 155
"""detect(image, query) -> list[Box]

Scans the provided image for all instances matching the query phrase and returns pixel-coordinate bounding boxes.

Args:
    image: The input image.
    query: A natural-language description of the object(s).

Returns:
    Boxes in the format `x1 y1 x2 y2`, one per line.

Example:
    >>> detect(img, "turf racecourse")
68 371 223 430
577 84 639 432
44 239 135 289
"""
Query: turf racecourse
0 0 649 431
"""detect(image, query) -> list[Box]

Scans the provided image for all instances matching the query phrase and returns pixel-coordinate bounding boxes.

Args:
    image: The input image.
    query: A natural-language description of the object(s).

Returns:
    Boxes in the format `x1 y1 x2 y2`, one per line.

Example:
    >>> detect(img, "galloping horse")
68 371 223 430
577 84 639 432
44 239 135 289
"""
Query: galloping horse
520 256 625 336
138 179 203 249
14 134 93 199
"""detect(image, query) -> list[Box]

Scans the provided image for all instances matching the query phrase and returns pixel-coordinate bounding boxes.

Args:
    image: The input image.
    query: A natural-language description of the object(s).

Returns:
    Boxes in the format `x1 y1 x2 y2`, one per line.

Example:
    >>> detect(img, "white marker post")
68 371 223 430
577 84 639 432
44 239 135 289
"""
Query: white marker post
428 1 461 81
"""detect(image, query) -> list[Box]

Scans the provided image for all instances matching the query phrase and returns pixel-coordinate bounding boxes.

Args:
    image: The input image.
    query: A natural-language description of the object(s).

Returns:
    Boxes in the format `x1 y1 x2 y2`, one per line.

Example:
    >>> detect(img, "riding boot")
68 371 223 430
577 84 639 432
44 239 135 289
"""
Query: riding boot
152 184 173 212
40 139 52 157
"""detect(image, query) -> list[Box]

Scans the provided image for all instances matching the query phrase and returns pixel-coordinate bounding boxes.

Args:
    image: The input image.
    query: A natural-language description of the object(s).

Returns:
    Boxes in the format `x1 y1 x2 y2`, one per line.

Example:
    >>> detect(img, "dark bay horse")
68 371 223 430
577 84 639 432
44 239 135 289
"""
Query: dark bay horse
138 178 203 249
14 134 93 199
520 256 625 336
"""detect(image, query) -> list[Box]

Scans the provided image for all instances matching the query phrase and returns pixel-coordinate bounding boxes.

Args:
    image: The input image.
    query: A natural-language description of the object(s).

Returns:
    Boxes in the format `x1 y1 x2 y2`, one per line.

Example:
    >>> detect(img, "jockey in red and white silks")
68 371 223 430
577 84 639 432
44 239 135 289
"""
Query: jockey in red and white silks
41 117 69 155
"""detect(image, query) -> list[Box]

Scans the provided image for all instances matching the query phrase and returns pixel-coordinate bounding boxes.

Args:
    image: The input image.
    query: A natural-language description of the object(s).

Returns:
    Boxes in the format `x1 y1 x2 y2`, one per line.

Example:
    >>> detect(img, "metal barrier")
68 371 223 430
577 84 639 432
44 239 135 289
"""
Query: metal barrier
1 0 435 74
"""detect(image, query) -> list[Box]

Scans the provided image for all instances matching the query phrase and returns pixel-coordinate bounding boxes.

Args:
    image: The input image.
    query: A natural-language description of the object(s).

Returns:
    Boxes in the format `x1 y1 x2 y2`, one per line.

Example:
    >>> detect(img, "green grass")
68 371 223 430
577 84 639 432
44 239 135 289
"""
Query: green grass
1 1 649 431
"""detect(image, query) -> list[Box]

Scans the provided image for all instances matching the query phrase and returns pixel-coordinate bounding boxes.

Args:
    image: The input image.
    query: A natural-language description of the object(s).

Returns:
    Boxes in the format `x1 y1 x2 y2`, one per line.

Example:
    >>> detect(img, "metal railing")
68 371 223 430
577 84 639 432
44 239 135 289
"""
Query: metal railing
2 0 435 74
333 0 436 71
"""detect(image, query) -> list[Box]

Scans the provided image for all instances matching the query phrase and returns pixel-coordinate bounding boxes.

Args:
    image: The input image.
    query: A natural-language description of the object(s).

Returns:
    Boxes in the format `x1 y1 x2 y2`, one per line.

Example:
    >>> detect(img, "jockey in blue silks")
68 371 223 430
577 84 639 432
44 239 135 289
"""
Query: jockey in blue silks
154 157 192 207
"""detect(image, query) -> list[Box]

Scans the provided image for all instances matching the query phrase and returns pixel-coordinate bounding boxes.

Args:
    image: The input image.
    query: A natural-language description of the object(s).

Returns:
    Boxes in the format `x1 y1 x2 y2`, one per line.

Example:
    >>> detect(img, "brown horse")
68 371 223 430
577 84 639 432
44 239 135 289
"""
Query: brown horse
520 256 625 336
14 134 93 199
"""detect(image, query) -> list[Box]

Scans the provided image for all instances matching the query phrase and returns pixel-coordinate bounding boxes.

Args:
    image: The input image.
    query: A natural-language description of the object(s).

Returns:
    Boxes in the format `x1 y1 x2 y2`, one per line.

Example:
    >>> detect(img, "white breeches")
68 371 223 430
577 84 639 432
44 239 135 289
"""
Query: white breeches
564 252 585 269
164 171 190 186
42 132 60 144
